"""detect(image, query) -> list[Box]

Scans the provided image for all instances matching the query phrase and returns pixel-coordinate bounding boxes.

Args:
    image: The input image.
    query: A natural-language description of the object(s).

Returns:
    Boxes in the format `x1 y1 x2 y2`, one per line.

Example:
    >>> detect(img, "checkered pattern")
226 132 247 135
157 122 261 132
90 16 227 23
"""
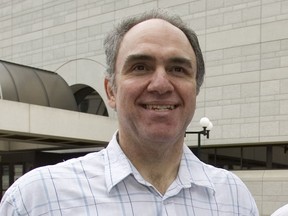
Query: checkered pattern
0 132 259 216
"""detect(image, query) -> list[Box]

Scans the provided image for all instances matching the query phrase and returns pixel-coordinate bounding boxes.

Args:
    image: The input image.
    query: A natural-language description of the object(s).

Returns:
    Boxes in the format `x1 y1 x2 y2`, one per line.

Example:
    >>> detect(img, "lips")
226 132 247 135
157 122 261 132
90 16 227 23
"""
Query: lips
145 104 177 111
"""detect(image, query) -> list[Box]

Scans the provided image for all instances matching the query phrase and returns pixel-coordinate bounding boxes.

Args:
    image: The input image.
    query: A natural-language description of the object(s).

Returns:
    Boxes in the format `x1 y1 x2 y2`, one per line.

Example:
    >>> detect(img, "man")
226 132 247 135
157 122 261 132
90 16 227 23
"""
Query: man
0 10 259 215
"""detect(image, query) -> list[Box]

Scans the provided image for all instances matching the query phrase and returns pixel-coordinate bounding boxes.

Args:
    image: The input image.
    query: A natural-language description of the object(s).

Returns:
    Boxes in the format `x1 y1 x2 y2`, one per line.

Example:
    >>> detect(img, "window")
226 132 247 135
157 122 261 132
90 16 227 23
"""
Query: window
0 164 24 199
190 145 288 170
72 85 108 116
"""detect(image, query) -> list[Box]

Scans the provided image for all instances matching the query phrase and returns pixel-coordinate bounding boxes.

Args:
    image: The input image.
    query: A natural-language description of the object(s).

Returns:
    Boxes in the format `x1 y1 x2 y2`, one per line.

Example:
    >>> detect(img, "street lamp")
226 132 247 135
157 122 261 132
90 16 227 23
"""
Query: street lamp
185 117 213 159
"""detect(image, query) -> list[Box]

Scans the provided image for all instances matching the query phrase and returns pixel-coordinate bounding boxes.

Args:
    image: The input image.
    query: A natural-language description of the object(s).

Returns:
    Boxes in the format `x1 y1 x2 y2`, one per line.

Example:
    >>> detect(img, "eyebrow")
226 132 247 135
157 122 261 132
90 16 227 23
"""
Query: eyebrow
123 54 194 69
167 57 193 69
124 54 155 65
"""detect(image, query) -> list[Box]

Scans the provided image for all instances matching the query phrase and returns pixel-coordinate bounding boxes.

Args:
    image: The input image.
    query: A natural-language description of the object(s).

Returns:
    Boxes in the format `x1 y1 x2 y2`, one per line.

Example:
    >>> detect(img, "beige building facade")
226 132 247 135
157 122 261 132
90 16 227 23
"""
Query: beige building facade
0 0 288 215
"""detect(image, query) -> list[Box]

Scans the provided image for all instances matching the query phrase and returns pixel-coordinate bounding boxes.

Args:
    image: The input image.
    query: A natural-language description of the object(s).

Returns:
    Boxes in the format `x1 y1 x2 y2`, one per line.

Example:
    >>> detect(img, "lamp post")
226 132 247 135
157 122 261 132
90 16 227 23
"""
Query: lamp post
185 117 213 159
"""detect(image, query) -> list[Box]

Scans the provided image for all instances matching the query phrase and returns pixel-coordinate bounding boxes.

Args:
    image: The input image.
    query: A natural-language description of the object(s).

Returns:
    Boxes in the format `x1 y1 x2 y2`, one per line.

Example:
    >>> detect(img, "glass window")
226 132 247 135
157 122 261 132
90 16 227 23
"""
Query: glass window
191 144 288 170
14 164 24 182
73 85 108 116
2 165 9 196
272 145 288 169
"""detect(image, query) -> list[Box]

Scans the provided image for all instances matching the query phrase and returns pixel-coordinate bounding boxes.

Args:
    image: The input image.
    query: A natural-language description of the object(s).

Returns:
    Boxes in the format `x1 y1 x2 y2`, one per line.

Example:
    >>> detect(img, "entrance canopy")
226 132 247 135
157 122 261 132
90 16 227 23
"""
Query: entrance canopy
0 60 117 152
0 60 78 111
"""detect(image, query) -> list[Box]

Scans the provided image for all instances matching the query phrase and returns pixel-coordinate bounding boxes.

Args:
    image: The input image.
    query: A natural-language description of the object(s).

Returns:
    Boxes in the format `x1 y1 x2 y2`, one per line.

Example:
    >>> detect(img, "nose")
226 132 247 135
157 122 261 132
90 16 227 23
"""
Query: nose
147 67 174 95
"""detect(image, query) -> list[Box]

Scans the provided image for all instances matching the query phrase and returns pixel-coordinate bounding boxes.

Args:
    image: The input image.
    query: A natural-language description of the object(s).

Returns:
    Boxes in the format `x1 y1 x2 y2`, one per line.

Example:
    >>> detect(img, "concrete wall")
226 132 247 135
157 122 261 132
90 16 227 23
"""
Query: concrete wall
235 170 288 216
0 100 118 151
1 0 287 147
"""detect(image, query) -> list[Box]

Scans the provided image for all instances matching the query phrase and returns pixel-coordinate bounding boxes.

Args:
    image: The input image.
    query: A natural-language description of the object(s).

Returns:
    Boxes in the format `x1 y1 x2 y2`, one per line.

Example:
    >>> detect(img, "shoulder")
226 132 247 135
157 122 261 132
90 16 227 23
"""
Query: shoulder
183 146 245 186
0 151 105 214
201 162 251 194
19 150 104 186
202 163 259 214
183 147 253 197
26 150 105 180
203 162 242 182
182 147 259 215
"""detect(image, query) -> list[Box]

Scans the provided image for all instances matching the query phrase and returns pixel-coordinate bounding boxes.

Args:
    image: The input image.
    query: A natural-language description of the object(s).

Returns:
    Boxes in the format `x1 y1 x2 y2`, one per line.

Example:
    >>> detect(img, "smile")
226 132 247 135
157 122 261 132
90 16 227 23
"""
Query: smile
145 104 177 111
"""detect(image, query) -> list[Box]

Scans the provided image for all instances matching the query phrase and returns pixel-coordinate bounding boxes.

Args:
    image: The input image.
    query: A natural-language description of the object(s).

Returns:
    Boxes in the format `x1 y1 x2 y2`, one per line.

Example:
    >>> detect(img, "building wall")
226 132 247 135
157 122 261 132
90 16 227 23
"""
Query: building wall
1 0 288 215
235 170 288 216
1 0 288 146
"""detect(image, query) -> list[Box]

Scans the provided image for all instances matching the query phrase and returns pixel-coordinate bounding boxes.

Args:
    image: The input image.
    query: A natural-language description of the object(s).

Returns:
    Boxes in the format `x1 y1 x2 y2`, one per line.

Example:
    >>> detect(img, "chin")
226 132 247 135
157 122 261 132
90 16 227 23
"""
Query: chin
145 130 183 144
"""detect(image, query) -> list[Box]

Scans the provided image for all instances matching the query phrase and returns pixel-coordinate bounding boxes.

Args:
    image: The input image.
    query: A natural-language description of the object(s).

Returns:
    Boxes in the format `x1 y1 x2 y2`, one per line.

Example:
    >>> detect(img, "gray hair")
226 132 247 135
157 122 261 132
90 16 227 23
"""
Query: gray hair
104 9 205 94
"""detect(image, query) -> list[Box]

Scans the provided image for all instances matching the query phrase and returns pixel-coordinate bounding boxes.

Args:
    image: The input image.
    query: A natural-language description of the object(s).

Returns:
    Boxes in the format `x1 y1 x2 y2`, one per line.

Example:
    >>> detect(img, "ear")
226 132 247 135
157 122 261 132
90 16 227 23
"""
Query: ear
104 78 116 110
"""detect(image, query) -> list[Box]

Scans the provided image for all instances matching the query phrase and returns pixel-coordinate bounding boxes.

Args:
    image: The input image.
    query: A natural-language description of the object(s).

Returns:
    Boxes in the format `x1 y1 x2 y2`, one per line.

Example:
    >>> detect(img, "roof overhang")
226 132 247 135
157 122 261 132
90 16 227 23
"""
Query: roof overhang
0 99 118 151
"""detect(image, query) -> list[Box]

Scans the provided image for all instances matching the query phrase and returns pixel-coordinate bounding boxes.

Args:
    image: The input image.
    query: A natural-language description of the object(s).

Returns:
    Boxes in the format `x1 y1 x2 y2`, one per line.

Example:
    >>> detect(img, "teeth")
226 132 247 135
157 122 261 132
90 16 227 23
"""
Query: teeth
145 105 176 111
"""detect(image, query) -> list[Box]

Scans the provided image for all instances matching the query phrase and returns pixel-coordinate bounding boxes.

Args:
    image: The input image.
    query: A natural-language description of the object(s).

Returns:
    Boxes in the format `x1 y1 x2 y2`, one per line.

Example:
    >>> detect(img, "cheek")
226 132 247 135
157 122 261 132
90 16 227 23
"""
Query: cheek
115 84 135 108
181 84 197 112
118 77 146 98
179 80 197 99
187 96 196 113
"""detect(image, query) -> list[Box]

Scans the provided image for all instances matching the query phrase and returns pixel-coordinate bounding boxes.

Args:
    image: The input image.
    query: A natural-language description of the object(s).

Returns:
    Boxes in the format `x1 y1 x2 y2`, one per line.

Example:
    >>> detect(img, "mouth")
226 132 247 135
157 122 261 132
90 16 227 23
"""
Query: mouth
144 104 177 111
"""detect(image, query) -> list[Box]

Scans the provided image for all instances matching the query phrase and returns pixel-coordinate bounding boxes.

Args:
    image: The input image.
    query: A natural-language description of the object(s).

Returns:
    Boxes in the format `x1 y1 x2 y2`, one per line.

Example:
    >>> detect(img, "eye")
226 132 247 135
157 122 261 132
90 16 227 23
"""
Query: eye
131 64 151 74
133 65 146 71
172 66 185 73
169 66 187 74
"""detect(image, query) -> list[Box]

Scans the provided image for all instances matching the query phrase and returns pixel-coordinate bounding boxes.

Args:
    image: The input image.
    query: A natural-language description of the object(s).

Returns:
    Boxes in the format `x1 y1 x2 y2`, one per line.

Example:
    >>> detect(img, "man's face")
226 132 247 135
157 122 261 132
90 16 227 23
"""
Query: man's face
105 19 197 146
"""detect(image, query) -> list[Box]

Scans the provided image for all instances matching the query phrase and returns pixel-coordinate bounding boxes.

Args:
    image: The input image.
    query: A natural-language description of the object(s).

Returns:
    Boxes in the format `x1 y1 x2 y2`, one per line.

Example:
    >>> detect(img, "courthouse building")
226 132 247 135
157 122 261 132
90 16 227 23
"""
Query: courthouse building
0 0 288 215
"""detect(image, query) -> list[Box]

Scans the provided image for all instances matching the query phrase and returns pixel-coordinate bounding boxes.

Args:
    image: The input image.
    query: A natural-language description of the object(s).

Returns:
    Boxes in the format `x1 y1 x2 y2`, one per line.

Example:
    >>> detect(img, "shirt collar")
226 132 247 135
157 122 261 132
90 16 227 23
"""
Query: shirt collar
104 132 215 195
180 145 215 194
104 132 133 192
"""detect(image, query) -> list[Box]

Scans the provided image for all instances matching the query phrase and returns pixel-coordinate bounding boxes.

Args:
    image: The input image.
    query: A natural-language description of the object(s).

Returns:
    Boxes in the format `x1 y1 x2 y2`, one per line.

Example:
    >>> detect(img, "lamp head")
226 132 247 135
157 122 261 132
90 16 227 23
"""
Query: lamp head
199 117 210 128
207 122 213 130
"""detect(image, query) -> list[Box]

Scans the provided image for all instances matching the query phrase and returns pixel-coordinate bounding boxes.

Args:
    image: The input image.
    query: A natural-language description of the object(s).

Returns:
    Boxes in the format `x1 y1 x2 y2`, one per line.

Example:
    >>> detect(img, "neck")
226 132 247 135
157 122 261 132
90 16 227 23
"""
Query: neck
118 132 183 194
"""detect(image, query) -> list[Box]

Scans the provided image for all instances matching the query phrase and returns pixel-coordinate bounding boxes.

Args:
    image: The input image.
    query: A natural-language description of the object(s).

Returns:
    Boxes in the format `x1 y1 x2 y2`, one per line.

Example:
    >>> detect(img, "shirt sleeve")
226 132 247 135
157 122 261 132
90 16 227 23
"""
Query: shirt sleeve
0 185 22 216
229 171 259 216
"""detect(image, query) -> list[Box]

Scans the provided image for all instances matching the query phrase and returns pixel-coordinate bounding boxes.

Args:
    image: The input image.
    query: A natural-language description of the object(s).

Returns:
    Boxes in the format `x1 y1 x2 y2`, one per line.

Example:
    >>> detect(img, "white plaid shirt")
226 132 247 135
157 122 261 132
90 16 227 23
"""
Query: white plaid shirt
0 132 259 216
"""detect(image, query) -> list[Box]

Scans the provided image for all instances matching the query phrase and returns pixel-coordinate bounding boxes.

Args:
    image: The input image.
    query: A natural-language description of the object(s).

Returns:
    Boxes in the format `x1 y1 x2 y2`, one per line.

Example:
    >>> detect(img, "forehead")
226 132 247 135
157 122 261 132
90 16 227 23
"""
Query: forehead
117 19 196 62
114 19 197 74
115 19 196 69
122 18 190 45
